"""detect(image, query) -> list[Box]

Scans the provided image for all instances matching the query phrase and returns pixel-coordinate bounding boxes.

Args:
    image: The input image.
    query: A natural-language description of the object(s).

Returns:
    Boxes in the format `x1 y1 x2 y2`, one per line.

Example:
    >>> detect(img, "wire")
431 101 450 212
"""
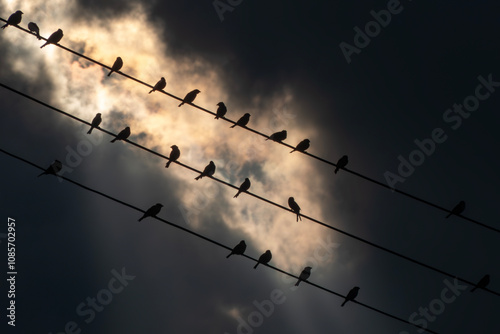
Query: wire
1 82 498 300
0 17 496 234
0 145 440 334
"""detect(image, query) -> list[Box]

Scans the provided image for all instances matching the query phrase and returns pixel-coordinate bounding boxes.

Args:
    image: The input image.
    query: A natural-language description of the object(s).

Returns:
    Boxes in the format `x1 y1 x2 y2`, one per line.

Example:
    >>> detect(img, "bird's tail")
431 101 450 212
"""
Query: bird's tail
37 172 45 177
290 149 295 153
178 102 184 107
334 168 339 174
107 71 113 77
445 213 452 218
341 300 347 307
230 124 236 128
1 24 7 29
215 116 219 119
295 281 300 286
110 138 117 143
253 263 259 269
233 192 240 198
165 161 171 168
87 128 93 134
138 217 144 222
470 286 477 292
40 43 48 48
226 253 232 259
195 175 201 180
148 89 154 94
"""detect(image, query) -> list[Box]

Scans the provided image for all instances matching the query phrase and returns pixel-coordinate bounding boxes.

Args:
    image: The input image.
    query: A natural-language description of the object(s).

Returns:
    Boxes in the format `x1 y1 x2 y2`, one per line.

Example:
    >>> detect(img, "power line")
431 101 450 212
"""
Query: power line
0 145 440 334
0 17 496 234
1 81 498 299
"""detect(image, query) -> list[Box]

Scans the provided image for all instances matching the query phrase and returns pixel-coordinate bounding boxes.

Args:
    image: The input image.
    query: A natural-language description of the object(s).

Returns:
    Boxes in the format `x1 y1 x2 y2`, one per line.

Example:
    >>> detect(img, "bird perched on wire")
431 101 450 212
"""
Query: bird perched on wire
178 89 200 107
138 203 163 222
471 274 490 292
445 200 465 218
290 139 310 153
165 145 180 168
108 57 123 77
1 10 23 29
266 130 287 143
87 113 102 134
226 240 247 258
40 29 63 48
288 197 302 222
28 22 41 39
37 160 62 177
234 178 251 198
110 126 130 143
149 77 166 94
341 286 360 307
230 113 250 128
253 250 272 269
215 102 227 119
335 155 349 174
195 161 216 180
295 266 312 286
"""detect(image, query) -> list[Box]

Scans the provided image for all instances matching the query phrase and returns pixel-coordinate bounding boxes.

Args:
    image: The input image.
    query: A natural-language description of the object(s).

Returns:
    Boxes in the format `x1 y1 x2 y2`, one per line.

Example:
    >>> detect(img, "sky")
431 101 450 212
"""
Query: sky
0 0 499 333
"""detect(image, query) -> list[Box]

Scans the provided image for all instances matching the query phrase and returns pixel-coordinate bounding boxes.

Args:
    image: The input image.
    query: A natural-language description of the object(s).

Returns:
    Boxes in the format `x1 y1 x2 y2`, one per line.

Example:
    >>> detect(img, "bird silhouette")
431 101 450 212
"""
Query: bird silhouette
471 274 490 292
87 113 102 134
165 145 180 168
226 240 247 258
445 200 465 218
195 161 216 180
178 89 200 107
110 126 130 143
254 250 272 269
28 22 41 39
149 77 166 94
215 102 227 119
230 113 250 128
266 130 287 142
108 57 123 76
138 203 163 222
234 178 251 198
40 29 63 48
37 160 62 177
1 10 23 29
290 139 310 153
288 197 302 222
341 287 360 307
335 155 349 174
295 266 312 286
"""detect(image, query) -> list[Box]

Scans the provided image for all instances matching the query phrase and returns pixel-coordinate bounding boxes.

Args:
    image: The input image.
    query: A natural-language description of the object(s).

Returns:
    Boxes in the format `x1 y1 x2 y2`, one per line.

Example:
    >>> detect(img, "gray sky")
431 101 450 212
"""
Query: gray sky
1 1 499 333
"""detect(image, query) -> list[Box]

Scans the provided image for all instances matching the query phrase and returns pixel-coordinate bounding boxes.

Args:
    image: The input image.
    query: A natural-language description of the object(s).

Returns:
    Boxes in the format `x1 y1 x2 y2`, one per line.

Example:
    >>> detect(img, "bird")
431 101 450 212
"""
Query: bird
110 126 130 143
445 200 465 218
335 155 349 174
1 10 23 29
230 113 250 128
226 240 247 258
149 77 166 94
40 29 63 48
107 57 123 76
295 266 312 286
138 203 163 222
471 274 490 292
290 139 310 153
253 250 272 269
195 161 216 180
341 287 360 307
87 113 102 134
165 145 180 168
28 22 41 39
178 89 200 107
266 130 287 142
288 197 302 222
233 178 251 198
215 102 227 119
37 160 62 177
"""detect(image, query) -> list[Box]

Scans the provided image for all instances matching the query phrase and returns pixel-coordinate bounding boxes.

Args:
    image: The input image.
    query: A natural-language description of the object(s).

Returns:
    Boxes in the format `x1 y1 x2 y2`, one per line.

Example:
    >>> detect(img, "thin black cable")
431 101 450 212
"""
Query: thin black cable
1 81 499 299
0 146 439 334
0 18 496 233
